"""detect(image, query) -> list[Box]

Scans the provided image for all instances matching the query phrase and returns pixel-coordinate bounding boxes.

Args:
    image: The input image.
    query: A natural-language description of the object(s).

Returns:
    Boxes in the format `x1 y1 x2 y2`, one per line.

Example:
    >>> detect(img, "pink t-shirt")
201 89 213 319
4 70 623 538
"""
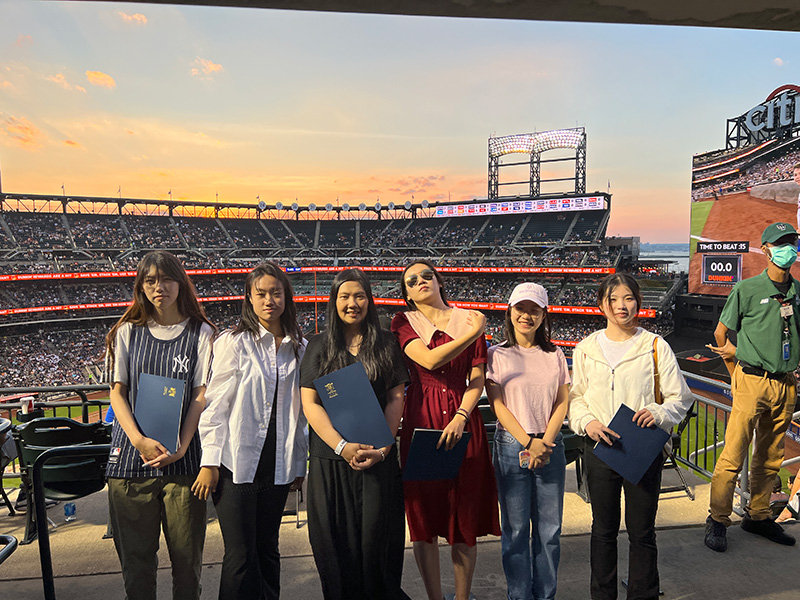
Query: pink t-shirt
486 343 571 434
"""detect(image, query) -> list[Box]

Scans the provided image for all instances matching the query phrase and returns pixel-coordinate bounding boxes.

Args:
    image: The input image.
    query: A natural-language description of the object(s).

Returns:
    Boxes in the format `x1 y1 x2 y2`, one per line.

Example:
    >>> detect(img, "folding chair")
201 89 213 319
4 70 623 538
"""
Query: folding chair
32 445 111 600
12 417 111 544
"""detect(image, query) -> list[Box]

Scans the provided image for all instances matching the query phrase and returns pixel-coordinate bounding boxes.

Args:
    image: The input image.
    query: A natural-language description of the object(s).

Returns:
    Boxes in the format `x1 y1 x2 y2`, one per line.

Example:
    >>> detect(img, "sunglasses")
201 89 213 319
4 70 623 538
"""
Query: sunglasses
405 269 435 289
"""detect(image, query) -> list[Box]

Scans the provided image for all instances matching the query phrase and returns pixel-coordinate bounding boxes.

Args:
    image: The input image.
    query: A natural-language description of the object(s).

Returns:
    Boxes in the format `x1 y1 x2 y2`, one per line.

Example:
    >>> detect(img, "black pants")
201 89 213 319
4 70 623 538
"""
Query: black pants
214 467 291 600
583 438 663 600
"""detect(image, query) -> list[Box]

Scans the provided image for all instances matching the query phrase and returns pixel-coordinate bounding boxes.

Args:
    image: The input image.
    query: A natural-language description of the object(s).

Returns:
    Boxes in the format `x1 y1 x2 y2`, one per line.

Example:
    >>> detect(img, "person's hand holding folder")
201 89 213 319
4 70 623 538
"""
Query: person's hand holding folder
632 408 655 428
438 415 467 451
585 419 620 446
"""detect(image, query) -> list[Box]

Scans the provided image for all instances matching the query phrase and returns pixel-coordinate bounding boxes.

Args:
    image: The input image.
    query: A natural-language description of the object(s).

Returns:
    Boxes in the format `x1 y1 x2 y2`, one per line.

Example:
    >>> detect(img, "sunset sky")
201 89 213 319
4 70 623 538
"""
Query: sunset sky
1 2 800 241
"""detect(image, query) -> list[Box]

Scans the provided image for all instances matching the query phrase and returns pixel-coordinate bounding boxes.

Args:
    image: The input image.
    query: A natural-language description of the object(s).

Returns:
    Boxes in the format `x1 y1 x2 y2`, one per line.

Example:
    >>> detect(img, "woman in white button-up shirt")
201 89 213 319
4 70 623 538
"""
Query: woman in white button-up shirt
193 262 307 600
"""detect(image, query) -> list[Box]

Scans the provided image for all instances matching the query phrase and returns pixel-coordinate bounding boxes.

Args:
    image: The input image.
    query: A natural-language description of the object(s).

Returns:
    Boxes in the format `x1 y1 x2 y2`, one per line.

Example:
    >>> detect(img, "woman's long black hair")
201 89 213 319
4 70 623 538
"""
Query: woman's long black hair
234 262 304 358
105 250 215 365
319 268 395 381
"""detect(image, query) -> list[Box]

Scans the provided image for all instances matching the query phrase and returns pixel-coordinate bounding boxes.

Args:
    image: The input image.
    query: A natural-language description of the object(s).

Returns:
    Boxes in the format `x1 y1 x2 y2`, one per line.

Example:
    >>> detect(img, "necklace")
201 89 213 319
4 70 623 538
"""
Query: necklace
346 334 363 353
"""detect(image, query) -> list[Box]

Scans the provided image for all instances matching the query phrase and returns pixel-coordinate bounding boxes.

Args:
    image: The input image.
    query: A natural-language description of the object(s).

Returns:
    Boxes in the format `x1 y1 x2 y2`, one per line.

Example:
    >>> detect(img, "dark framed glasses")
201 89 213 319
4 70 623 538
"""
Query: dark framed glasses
405 269 435 289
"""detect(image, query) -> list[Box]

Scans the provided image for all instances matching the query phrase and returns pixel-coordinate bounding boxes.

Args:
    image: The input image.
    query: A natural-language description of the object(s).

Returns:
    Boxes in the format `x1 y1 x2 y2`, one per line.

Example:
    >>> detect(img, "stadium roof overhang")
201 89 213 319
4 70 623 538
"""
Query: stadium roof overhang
95 0 800 33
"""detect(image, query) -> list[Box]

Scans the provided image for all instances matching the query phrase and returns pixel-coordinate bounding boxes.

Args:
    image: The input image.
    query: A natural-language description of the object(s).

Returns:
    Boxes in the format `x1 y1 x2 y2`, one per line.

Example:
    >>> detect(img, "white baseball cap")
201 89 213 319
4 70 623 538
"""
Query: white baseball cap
508 282 548 308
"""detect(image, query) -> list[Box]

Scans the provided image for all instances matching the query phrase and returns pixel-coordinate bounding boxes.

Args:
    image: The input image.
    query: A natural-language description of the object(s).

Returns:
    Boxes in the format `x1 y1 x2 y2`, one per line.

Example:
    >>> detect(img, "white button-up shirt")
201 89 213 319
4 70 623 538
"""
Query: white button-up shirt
199 326 308 485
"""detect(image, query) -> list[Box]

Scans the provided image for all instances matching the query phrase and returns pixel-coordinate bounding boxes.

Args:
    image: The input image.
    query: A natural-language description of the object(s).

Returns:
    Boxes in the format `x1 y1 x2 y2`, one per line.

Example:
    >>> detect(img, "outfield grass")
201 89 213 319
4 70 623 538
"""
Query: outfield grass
689 199 715 255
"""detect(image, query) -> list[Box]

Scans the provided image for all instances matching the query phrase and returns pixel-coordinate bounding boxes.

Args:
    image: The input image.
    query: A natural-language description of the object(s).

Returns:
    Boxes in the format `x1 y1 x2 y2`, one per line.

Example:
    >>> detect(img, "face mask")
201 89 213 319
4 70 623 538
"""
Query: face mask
768 244 798 269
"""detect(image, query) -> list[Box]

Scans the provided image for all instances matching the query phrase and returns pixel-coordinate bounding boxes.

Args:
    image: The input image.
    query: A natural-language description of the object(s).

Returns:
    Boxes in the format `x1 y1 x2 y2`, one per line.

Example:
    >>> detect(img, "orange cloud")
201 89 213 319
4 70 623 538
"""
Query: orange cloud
63 139 83 149
0 115 44 150
191 58 223 80
118 11 147 25
86 71 116 88
46 73 87 93
15 34 32 47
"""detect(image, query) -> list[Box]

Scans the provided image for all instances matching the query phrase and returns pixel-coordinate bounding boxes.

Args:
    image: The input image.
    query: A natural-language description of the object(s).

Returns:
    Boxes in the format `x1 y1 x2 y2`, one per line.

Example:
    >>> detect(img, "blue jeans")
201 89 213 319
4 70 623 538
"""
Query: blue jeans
493 429 566 600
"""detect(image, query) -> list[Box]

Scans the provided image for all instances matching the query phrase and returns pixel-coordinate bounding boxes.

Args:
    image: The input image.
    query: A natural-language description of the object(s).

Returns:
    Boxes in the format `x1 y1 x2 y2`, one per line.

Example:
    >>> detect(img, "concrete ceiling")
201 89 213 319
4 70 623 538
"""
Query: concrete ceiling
95 0 800 33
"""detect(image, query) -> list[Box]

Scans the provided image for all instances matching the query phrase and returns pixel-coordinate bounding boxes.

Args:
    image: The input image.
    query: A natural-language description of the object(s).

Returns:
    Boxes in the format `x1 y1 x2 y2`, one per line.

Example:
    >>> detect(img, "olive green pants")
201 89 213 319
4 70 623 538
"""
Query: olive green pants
108 476 206 600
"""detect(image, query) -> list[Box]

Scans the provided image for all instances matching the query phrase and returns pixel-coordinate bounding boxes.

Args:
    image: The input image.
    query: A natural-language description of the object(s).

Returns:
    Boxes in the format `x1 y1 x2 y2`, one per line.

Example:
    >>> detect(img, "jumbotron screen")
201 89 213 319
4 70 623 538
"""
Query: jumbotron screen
689 85 800 295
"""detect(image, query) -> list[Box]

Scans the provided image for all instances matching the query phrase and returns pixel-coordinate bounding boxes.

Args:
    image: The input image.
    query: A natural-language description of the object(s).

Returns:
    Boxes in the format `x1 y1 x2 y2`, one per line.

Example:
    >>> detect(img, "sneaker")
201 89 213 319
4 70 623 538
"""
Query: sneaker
741 516 796 546
704 516 727 552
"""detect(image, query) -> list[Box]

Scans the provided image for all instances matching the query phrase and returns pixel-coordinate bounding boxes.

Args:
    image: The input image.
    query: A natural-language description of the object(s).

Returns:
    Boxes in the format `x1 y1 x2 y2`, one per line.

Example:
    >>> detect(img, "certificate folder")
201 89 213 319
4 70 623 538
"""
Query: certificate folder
313 362 395 449
134 373 185 455
402 429 472 481
592 404 670 485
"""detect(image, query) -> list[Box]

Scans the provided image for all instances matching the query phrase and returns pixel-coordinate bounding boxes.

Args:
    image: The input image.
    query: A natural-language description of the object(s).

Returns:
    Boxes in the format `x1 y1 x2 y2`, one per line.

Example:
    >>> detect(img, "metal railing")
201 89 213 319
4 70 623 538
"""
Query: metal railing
678 370 800 517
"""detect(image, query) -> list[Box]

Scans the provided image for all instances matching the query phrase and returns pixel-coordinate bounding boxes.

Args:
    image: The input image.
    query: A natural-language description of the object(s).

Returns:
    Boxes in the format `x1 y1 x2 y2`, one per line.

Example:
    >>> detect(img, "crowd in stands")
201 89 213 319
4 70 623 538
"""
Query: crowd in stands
124 216 182 248
69 216 128 249
3 212 70 249
175 218 230 248
692 148 800 200
0 324 107 388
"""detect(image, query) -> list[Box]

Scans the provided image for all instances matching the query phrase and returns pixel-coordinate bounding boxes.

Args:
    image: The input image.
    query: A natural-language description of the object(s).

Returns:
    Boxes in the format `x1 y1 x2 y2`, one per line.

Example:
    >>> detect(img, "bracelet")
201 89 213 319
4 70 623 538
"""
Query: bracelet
455 408 471 423
378 448 386 462
525 436 534 451
333 439 348 456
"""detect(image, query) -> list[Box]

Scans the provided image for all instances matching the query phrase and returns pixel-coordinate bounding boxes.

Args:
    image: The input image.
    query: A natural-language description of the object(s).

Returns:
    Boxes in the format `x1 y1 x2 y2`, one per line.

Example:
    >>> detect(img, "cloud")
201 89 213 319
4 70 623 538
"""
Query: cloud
0 115 44 150
15 34 32 47
46 73 87 93
63 139 83 149
118 11 147 25
191 58 223 80
86 71 116 88
774 57 786 67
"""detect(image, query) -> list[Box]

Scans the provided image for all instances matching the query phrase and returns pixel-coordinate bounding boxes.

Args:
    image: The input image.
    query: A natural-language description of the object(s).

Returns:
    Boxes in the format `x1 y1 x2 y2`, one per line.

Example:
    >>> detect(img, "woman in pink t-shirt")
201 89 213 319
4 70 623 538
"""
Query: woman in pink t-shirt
485 282 570 600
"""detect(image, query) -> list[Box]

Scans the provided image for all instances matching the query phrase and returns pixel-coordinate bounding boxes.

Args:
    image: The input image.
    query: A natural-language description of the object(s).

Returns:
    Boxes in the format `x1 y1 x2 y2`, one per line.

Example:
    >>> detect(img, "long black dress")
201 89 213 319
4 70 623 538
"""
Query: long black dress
299 330 410 600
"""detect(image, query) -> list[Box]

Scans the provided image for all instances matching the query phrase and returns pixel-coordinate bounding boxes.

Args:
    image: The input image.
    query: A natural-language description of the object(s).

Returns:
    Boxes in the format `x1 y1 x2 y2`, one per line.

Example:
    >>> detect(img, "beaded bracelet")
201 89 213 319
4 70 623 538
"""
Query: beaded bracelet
378 448 386 462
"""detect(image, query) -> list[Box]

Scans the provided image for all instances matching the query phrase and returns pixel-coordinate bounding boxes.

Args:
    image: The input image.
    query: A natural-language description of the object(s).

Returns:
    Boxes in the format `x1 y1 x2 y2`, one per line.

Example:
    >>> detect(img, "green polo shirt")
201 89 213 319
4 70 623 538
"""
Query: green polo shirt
720 270 800 373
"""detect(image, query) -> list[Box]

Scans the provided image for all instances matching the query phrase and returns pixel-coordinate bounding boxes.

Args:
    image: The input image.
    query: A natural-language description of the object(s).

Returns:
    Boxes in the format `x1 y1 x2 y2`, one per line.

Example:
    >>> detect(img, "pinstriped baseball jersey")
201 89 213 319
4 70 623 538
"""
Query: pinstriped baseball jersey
106 320 202 478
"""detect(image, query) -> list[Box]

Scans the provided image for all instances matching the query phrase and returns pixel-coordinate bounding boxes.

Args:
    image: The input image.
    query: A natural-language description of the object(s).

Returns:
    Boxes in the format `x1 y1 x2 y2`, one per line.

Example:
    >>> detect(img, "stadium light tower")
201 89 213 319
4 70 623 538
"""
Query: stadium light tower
488 128 586 199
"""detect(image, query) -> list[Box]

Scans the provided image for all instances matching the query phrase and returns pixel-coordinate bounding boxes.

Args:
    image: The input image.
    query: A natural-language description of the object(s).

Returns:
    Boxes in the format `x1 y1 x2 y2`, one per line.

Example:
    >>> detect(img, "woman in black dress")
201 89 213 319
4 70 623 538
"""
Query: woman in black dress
300 268 410 600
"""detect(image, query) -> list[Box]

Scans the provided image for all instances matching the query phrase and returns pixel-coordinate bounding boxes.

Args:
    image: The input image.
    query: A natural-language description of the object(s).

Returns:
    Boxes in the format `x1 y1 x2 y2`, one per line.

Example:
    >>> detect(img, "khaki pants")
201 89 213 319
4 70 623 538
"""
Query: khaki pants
709 364 796 526
108 476 206 600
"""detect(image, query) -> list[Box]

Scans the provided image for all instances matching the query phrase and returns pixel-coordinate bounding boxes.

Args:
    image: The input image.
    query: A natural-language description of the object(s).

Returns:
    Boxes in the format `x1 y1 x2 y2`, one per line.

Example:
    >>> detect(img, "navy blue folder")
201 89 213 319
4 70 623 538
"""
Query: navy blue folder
402 429 472 481
313 362 396 449
592 404 670 485
134 373 185 454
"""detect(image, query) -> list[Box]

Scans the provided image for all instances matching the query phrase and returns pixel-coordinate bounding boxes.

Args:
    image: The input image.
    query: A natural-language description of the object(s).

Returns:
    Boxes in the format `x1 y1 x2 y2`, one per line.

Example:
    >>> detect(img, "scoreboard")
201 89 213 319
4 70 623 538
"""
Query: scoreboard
433 195 607 218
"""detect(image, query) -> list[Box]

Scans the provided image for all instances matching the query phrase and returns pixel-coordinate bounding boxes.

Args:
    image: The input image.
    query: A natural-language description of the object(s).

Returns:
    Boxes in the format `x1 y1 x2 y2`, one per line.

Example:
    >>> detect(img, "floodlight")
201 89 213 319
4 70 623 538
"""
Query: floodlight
421 200 429 208
309 203 317 211
342 203 350 211
358 203 367 211
374 202 382 211
275 202 283 210
291 202 299 211
325 203 333 211
404 201 412 210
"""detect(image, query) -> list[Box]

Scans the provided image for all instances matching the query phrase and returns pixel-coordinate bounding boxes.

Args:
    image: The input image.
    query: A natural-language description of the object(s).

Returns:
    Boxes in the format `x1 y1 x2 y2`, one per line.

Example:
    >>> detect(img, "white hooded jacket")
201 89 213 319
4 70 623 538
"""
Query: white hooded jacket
568 328 694 436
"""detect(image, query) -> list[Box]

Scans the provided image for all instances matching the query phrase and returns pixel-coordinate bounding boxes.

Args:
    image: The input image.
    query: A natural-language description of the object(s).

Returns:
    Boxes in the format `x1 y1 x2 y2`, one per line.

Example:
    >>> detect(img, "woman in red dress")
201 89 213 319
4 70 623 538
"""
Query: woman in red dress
391 260 500 600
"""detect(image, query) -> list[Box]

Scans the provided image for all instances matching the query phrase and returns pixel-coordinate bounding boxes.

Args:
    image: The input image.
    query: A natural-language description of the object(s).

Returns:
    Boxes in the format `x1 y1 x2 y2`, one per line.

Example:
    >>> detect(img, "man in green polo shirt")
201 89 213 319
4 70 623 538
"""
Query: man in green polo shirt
704 222 799 552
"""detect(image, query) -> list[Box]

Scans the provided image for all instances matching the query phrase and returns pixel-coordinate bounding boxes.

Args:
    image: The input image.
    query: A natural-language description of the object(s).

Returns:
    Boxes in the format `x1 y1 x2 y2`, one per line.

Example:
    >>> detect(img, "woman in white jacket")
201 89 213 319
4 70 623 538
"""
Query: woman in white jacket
192 262 307 600
568 273 693 600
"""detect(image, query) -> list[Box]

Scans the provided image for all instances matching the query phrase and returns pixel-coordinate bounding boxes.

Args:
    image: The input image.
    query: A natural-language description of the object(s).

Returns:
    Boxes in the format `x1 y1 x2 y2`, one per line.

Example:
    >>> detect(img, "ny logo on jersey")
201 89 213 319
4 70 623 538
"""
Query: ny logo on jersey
173 355 190 374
